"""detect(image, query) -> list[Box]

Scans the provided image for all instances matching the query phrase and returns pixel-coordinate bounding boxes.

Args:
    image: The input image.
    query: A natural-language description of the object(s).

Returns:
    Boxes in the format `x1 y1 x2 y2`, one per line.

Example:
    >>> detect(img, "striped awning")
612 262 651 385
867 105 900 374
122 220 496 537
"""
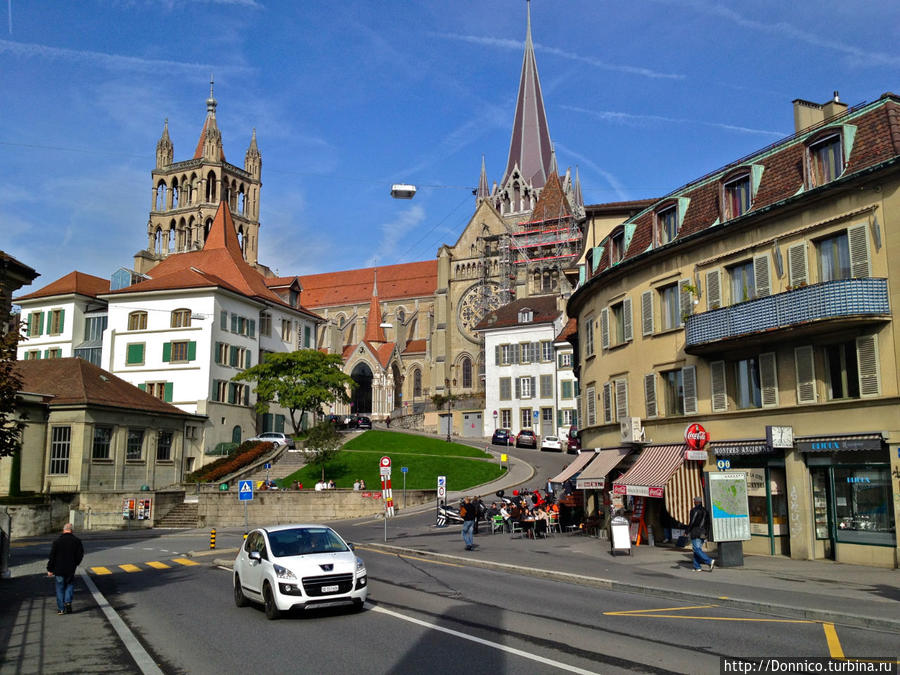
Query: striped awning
664 460 704 526
612 445 685 498
576 448 630 490
550 451 597 484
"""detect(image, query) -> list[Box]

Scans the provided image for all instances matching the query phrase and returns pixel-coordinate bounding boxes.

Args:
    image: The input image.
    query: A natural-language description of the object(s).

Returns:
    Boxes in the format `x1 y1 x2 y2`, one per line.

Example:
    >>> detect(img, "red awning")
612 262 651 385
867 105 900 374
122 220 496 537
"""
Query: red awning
612 445 685 498
664 460 704 526
550 451 596 484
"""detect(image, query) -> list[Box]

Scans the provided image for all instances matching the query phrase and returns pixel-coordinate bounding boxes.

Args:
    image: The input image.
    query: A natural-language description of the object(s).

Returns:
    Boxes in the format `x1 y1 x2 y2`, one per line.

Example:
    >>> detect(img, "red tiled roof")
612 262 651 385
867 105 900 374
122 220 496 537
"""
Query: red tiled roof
298 260 437 308
193 115 226 162
363 282 386 343
555 317 576 342
15 271 109 302
366 341 396 368
403 339 427 354
529 172 572 223
15 358 195 417
474 295 560 331
107 202 321 321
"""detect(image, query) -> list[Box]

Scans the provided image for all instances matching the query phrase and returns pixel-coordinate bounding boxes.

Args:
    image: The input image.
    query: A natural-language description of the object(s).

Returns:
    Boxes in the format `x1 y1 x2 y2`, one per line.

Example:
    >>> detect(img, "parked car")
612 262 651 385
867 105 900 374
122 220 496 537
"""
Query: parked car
345 415 358 429
356 416 372 430
491 428 512 445
566 426 581 454
540 435 562 452
325 414 346 428
515 429 537 448
233 524 368 620
247 432 295 449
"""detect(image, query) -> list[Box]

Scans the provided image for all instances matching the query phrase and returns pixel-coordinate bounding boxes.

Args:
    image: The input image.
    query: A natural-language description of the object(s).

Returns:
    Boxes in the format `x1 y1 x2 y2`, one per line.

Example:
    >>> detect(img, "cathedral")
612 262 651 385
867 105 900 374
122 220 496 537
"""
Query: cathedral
135 3 586 431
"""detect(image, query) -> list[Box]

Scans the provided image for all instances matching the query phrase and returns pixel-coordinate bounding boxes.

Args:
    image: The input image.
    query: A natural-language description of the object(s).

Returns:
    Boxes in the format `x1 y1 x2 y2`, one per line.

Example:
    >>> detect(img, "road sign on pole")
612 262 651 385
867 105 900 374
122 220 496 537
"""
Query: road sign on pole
238 480 254 501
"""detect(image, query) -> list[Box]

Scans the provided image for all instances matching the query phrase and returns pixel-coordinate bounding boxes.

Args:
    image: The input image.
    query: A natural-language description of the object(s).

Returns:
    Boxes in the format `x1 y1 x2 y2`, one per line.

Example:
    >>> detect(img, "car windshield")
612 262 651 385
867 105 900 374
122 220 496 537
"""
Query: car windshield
267 527 349 557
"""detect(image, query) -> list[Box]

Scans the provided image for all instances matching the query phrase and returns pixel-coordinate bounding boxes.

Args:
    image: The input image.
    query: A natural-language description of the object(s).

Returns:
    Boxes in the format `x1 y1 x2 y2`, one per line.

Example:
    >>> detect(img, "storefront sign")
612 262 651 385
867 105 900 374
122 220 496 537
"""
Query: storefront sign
796 436 883 453
745 469 766 497
613 484 663 498
684 450 708 461
712 442 774 456
684 423 710 451
577 477 605 490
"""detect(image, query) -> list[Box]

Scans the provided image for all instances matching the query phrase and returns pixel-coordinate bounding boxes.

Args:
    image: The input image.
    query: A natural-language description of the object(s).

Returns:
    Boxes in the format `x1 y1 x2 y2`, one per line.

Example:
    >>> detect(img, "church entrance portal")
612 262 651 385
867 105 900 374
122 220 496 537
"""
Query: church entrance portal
351 362 373 415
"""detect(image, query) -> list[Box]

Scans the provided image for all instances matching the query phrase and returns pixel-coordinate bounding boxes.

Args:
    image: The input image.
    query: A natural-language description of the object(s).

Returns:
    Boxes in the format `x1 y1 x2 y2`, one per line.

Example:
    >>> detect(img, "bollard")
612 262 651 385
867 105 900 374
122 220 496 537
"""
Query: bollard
209 528 216 550
243 531 248 540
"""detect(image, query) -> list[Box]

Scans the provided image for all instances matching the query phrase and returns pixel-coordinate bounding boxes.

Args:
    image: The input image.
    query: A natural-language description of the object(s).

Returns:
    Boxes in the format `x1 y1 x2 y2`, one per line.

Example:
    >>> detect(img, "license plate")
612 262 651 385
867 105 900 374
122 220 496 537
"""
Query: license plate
321 584 339 593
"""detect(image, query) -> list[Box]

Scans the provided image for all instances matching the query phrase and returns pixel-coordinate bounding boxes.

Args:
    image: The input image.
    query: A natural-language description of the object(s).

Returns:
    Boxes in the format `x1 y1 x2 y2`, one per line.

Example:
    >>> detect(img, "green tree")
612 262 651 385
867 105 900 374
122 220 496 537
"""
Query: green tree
232 350 354 434
0 328 24 460
304 421 342 482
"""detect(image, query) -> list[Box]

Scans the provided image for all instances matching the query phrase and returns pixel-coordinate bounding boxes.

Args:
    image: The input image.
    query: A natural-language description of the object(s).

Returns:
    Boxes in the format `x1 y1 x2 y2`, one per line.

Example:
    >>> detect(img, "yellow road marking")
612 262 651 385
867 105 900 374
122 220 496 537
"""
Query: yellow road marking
356 545 465 569
606 604 718 615
823 623 844 659
604 605 814 624
145 561 170 569
90 566 112 575
172 557 199 566
119 564 141 573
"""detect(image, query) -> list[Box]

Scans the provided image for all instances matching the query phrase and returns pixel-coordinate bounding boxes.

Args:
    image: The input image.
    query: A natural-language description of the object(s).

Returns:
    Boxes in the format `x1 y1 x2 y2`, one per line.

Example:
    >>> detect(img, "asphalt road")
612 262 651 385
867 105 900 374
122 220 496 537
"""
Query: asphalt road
68 530 897 675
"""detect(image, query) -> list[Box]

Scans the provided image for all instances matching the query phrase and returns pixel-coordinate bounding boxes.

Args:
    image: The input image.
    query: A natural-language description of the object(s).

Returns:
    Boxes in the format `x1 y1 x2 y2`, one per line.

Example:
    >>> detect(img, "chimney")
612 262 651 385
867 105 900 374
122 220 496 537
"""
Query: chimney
793 91 848 133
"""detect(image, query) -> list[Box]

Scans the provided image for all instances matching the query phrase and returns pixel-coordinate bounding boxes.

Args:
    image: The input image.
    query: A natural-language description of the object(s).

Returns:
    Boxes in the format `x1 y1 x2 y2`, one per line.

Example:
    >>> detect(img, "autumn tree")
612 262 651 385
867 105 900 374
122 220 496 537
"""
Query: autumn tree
0 328 23 460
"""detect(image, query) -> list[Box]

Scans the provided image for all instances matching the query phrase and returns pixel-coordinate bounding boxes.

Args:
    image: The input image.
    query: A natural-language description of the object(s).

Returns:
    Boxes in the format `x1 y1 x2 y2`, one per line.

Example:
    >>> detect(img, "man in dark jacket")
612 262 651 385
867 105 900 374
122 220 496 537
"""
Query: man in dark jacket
460 496 477 550
686 497 715 572
47 523 84 614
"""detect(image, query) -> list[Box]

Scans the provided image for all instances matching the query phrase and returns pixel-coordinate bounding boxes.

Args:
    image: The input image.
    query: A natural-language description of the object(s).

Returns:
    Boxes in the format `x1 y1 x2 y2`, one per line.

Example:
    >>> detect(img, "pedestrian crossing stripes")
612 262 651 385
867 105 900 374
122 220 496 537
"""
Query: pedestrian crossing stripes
89 558 200 575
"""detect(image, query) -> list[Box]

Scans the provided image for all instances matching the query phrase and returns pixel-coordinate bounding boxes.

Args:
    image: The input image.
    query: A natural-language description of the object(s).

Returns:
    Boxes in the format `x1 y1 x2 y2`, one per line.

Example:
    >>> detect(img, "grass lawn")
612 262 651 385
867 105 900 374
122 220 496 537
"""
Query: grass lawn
341 430 490 458
279 430 504 490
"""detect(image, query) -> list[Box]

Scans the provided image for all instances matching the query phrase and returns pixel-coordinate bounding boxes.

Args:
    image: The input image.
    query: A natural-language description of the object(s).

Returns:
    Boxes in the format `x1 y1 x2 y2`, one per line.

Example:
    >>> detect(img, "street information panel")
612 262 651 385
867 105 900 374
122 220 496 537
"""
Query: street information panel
709 472 751 541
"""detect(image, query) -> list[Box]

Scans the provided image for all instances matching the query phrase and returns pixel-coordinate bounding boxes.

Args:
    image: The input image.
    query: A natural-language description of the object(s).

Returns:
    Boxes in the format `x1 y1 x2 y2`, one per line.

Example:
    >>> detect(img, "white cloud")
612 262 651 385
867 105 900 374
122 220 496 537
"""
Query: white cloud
554 142 629 203
365 204 427 268
560 105 784 138
430 32 685 80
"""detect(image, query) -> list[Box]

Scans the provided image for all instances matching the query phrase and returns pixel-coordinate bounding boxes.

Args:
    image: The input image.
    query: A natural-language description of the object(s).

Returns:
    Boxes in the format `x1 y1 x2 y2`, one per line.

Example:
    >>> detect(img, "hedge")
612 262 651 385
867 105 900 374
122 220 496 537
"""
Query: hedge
184 440 273 483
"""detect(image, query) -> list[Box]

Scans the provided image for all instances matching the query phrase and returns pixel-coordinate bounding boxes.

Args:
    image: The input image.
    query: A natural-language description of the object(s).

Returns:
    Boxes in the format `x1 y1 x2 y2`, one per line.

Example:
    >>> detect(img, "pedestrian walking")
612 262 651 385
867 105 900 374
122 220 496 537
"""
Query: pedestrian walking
461 496 477 550
686 496 715 572
46 523 84 614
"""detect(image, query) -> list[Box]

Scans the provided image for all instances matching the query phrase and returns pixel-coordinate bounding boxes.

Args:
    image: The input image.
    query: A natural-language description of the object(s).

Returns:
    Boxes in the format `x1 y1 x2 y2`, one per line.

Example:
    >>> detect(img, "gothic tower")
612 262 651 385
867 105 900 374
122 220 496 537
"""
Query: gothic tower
135 78 263 275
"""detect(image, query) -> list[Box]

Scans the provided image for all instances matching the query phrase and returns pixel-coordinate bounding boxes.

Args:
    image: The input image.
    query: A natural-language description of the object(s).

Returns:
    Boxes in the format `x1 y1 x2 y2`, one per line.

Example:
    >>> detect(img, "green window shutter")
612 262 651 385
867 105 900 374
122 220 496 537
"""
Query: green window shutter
263 413 273 432
43 349 49 358
231 314 238 332
275 415 285 433
58 309 65 334
39 312 45 335
249 320 256 338
164 382 173 402
220 311 227 330
162 342 171 362
557 410 562 426
214 342 222 365
26 313 33 334
138 383 147 392
229 346 238 367
126 343 144 365
228 384 236 404
187 341 197 361
246 350 252 368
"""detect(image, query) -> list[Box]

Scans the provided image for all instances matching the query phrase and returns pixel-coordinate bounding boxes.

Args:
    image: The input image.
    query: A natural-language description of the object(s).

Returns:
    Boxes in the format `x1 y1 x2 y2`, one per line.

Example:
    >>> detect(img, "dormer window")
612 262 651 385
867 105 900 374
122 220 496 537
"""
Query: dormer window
610 229 625 264
656 205 678 246
723 173 752 220
808 133 844 187
518 308 533 323
289 289 299 308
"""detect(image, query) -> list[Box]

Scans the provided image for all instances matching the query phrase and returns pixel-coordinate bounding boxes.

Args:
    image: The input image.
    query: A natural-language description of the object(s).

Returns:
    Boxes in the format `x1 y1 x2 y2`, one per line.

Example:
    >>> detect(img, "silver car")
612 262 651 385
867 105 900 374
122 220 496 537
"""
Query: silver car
233 525 368 619
247 431 295 449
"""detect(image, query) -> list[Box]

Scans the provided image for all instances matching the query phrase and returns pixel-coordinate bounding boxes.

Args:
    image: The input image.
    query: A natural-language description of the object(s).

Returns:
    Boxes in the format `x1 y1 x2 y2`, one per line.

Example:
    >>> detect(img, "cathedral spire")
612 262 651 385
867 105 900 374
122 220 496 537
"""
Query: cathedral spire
156 118 173 169
502 0 553 190
364 269 386 343
245 128 261 178
573 165 584 211
194 75 225 162
475 154 490 204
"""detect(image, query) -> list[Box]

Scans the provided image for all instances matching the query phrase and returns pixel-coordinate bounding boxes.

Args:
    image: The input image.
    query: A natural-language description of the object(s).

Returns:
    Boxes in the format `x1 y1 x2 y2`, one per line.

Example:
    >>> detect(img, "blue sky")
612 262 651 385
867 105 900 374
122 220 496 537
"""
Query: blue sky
3 0 899 288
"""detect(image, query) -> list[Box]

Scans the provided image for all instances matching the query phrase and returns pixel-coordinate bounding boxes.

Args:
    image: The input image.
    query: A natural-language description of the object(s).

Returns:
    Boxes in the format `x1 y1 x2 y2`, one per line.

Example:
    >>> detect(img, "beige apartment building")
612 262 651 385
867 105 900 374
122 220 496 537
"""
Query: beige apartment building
568 93 900 568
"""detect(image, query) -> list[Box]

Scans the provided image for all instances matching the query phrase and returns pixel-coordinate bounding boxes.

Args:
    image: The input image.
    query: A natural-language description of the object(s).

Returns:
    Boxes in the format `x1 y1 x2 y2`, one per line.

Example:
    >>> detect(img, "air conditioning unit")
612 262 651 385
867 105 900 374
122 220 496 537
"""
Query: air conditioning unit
620 416 644 443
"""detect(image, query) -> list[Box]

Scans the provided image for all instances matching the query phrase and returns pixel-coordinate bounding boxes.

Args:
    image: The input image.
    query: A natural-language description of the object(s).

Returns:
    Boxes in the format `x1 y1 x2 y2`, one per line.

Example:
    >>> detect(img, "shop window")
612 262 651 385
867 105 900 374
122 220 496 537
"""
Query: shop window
832 467 895 545
723 173 751 220
746 468 788 537
49 426 71 474
156 430 173 462
92 426 112 460
808 134 843 188
128 311 148 331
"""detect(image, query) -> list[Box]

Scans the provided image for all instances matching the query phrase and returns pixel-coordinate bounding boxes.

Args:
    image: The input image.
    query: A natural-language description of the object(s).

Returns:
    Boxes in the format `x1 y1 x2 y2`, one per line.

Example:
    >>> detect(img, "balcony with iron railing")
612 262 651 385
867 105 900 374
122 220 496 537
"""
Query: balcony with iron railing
684 277 890 354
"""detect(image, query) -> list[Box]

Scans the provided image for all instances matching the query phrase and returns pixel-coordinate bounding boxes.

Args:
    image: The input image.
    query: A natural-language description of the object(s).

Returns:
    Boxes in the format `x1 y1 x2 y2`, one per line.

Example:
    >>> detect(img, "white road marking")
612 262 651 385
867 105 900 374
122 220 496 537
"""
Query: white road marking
371 606 599 674
79 570 164 675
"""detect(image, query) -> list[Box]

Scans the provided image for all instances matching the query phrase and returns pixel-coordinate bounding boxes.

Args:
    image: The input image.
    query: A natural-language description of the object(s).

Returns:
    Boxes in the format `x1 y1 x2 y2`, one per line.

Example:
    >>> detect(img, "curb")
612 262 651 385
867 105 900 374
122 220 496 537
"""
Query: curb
355 542 900 632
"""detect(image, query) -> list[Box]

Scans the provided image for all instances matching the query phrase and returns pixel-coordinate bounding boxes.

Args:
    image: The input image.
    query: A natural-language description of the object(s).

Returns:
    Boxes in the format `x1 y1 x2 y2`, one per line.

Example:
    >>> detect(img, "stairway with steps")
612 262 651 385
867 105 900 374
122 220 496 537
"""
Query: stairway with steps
155 501 199 528
246 449 309 484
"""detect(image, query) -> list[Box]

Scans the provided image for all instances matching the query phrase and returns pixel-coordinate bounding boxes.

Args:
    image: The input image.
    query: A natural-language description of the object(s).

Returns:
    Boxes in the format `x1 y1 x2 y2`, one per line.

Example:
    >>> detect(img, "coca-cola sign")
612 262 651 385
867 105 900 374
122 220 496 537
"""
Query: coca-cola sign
684 423 710 451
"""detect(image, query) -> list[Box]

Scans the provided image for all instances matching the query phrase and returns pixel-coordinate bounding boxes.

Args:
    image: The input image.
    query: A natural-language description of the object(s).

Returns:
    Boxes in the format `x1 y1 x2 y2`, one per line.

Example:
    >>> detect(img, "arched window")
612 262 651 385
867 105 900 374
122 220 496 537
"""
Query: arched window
128 311 148 331
154 227 163 254
231 425 242 444
156 181 167 211
186 217 194 248
171 177 179 208
413 368 422 398
397 308 405 323
170 308 191 328
204 218 213 241
462 357 473 389
206 170 217 202
237 225 245 253
338 315 346 329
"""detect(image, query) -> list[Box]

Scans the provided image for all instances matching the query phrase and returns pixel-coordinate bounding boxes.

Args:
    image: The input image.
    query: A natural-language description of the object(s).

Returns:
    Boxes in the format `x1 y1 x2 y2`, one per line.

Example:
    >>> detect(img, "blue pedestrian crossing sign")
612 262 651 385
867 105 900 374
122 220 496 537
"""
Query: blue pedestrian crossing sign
239 480 254 501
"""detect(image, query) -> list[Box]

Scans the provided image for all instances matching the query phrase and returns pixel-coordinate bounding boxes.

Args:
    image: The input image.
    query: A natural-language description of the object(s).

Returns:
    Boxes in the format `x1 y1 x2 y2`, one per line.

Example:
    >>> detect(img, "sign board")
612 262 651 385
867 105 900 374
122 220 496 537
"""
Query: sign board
716 459 731 471
219 482 229 491
437 485 446 499
685 450 708 461
576 477 605 490
401 466 408 473
500 453 508 462
380 456 391 468
264 462 271 470
380 467 392 477
684 423 710 451
493 410 498 417
613 483 663 498
708 472 751 541
238 480 254 501
533 410 539 420
437 475 446 488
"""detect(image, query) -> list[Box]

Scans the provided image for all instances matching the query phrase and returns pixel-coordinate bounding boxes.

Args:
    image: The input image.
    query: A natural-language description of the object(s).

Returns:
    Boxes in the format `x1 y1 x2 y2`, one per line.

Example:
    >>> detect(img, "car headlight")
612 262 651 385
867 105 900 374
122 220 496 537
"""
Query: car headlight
273 564 297 580
356 557 366 572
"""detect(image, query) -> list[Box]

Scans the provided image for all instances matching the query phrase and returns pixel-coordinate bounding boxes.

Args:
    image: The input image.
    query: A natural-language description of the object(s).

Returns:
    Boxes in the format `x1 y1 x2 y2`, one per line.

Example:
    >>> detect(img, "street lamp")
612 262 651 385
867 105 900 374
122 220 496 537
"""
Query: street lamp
444 378 452 442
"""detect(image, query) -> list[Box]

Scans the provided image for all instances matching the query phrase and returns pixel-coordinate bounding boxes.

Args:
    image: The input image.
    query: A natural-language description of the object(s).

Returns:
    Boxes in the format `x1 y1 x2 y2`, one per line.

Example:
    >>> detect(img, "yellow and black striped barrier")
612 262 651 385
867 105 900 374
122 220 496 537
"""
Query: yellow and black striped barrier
209 528 216 550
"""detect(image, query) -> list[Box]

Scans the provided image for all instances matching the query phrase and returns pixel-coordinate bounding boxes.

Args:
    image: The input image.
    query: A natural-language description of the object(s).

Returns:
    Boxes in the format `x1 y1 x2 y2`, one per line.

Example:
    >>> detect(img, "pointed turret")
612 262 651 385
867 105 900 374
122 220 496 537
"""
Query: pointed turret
156 118 173 169
194 76 225 162
548 145 558 177
363 270 386 343
475 155 490 204
573 166 584 212
502 0 553 191
203 200 243 259
245 128 261 179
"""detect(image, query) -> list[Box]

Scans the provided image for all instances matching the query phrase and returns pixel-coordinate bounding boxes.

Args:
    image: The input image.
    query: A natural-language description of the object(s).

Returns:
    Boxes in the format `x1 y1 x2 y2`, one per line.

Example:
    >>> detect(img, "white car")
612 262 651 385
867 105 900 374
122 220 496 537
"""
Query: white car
540 435 562 452
233 524 368 619
247 431 295 449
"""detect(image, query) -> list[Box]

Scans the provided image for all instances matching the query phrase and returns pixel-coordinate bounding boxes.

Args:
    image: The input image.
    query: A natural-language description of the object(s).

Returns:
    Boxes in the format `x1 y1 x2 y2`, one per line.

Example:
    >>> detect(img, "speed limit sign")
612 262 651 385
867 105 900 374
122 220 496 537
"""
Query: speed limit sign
437 485 446 499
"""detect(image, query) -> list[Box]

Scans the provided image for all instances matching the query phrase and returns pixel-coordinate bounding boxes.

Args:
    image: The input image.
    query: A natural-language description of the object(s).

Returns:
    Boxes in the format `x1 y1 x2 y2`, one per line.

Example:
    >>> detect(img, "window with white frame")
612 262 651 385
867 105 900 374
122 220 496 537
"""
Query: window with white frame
126 429 144 461
500 409 512 430
518 308 533 323
49 426 71 474
610 229 625 264
170 308 191 328
128 311 147 331
259 312 272 337
519 376 532 399
520 408 532 429
540 341 553 362
557 352 572 368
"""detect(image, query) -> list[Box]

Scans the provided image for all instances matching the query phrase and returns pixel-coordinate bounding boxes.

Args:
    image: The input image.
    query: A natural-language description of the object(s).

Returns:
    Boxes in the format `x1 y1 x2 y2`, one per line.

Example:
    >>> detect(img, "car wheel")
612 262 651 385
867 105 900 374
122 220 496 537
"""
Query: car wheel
263 583 281 620
351 599 365 613
234 574 249 608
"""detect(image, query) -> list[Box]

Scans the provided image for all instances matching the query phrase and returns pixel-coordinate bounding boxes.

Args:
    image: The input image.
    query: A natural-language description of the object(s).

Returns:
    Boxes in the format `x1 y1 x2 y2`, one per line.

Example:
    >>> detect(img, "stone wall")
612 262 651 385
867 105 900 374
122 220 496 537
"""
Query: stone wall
4 495 77 537
76 489 185 530
197 488 436 527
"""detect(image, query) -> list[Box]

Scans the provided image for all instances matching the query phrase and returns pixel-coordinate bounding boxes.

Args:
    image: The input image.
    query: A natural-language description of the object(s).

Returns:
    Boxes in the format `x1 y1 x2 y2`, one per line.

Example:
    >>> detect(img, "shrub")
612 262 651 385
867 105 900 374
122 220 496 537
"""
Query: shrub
184 440 273 483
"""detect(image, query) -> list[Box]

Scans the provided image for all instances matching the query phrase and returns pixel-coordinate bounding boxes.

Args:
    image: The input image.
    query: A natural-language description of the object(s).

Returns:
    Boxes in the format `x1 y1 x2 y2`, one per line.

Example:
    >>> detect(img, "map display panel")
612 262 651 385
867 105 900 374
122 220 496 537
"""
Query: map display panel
709 472 751 541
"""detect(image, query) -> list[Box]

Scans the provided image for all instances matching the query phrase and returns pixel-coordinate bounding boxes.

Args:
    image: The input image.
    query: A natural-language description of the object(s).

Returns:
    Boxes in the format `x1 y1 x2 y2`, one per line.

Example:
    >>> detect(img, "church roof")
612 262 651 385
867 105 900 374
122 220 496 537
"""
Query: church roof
15 270 109 302
363 271 386 343
298 260 437 308
474 294 560 332
193 79 226 162
366 340 396 368
502 0 553 190
527 172 572 223
16 358 195 418
403 339 427 354
108 201 321 320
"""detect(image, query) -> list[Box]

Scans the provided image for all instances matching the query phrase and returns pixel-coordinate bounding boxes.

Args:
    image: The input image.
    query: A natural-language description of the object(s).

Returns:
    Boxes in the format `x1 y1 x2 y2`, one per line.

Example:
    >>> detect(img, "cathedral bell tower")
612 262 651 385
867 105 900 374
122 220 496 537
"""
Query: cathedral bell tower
135 78 263 275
